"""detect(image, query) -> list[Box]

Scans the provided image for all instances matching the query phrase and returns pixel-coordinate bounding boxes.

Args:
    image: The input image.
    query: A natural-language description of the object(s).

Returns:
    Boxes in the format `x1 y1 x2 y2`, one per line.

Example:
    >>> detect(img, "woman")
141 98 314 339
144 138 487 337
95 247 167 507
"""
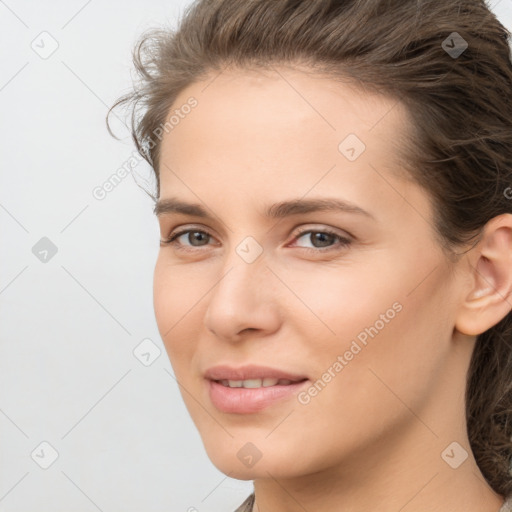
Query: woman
108 1 512 511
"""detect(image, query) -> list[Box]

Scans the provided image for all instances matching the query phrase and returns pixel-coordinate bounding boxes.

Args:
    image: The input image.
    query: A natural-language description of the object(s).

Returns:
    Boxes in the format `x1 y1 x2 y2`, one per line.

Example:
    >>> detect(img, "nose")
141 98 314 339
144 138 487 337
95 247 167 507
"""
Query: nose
203 253 281 342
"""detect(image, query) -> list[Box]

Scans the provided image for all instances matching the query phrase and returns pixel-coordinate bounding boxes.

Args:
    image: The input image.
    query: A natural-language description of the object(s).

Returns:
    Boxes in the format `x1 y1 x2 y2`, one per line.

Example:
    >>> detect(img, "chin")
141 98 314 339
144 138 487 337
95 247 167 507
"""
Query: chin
203 441 299 480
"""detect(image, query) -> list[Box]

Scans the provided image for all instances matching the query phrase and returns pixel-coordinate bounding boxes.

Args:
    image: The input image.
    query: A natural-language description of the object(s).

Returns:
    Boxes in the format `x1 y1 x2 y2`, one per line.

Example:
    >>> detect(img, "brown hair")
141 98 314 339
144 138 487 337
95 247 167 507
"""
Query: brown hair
107 0 512 499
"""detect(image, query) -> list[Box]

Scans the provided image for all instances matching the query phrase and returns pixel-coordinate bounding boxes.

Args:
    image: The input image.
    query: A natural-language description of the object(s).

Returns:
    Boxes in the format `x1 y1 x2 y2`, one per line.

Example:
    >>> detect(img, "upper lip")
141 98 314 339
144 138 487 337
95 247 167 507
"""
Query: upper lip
204 364 309 382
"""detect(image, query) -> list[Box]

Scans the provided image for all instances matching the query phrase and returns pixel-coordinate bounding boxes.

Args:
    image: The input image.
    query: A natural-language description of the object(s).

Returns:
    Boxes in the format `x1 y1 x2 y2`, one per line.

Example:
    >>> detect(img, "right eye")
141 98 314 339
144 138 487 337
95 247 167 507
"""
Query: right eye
160 228 215 251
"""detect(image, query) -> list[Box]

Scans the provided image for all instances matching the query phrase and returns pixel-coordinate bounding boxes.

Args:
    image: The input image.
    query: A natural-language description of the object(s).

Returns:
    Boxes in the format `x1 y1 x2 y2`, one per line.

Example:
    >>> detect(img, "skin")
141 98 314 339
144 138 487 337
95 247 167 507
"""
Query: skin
153 65 512 512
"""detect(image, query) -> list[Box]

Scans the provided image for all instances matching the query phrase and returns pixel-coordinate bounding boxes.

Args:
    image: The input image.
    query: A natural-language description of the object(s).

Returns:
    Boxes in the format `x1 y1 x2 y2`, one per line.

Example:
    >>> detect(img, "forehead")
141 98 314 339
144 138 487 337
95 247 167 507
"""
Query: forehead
158 65 414 206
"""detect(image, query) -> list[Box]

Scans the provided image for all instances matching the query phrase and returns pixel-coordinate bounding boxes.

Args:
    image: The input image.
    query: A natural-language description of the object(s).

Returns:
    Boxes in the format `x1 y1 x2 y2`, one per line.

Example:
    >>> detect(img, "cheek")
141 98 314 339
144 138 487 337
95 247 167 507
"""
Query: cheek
153 257 200 328
300 277 451 431
288 255 450 408
285 306 429 469
153 259 199 364
280 260 400 342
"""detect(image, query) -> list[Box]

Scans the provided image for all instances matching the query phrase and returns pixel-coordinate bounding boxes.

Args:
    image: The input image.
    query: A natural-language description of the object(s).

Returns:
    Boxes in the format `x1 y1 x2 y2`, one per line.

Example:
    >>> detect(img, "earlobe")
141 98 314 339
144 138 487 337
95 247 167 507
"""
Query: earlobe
455 214 512 336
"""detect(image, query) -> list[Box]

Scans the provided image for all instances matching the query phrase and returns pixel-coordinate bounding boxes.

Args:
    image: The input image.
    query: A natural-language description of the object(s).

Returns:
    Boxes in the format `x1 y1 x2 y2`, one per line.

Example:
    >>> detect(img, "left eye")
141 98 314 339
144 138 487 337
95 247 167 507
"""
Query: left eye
160 228 352 253
292 229 352 251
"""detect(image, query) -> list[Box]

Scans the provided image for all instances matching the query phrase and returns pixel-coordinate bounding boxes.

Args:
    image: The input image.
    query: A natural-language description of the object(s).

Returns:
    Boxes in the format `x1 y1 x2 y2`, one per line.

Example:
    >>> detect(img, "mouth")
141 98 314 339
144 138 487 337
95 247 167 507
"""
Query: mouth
204 364 309 383
203 364 310 413
212 377 309 388
206 377 310 414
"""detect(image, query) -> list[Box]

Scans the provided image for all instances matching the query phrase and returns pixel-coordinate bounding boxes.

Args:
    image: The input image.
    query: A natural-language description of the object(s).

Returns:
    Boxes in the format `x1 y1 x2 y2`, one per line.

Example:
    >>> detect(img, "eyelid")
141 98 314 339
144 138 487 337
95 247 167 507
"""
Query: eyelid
161 223 354 252
162 222 354 239
291 225 354 243
161 223 218 242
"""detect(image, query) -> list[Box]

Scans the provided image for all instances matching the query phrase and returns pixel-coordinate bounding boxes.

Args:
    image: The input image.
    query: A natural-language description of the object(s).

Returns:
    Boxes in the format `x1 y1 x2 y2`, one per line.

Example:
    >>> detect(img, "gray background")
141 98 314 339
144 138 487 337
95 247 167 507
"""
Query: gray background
1 1 511 511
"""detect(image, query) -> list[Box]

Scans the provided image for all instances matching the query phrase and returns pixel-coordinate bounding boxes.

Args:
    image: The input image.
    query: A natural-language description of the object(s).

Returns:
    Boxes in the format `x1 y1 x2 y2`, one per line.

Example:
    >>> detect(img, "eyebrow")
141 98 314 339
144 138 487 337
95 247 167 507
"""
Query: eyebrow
154 196 375 220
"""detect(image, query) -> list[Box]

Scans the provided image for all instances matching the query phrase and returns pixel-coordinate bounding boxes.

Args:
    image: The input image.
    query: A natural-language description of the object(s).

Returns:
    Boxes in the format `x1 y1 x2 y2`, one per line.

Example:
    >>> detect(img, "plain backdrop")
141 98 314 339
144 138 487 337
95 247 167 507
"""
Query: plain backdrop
1 1 511 511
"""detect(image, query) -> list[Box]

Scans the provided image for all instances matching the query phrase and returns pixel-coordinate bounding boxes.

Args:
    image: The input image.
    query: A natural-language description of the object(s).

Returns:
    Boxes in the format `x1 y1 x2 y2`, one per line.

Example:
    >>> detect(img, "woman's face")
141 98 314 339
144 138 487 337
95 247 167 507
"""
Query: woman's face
153 66 465 480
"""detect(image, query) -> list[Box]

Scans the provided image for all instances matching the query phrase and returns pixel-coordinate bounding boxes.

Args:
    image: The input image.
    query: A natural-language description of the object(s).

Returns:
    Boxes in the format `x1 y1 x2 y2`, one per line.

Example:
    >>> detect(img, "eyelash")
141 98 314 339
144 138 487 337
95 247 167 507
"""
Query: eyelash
159 226 352 254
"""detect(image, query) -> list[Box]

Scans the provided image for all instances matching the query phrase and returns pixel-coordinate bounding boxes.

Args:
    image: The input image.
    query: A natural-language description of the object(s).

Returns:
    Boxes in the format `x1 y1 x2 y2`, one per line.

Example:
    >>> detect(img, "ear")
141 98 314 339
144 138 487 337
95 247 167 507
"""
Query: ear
455 213 512 336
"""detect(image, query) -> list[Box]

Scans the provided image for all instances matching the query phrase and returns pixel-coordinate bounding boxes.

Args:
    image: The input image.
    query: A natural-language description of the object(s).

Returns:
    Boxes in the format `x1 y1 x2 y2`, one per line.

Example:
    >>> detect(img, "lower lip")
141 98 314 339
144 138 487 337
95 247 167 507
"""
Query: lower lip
207 379 310 414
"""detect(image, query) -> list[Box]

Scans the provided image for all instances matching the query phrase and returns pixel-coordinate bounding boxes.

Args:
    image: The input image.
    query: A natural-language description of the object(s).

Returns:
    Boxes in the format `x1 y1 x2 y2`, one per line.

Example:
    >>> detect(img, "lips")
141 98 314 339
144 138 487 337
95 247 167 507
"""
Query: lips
204 364 308 383
207 375 310 413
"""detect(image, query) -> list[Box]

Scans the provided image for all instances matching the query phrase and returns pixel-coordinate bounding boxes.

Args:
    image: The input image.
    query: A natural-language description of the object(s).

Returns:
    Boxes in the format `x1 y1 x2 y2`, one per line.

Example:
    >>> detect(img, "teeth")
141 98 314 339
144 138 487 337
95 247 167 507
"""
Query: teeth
218 378 299 388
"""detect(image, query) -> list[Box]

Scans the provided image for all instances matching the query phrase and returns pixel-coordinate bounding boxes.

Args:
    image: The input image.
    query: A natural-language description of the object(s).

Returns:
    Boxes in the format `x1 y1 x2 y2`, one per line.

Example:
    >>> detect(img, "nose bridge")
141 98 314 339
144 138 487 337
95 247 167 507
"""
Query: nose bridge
215 231 268 298
203 236 280 339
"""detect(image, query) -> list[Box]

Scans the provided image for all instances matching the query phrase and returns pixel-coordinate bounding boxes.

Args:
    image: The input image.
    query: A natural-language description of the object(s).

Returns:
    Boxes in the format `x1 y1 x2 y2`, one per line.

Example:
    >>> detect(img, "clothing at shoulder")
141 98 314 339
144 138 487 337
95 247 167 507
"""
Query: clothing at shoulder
234 492 512 511
234 493 255 512
500 494 512 512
